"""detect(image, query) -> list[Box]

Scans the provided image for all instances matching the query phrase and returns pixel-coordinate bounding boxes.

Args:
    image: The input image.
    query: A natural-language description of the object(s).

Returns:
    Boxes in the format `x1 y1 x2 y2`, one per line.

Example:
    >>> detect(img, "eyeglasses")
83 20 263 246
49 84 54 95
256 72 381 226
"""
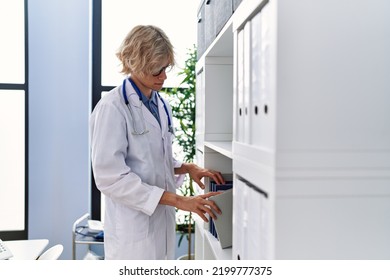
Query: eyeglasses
152 64 172 77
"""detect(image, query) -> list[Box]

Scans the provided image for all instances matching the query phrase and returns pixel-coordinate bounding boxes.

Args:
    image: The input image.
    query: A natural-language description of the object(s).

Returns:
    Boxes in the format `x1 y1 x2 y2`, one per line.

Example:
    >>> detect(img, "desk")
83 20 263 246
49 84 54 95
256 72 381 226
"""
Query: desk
4 239 49 260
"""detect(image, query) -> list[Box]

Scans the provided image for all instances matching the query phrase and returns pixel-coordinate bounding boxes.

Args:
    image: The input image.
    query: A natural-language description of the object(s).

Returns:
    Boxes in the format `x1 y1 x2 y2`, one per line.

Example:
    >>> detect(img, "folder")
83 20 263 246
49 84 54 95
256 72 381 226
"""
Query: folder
209 181 233 239
209 188 233 249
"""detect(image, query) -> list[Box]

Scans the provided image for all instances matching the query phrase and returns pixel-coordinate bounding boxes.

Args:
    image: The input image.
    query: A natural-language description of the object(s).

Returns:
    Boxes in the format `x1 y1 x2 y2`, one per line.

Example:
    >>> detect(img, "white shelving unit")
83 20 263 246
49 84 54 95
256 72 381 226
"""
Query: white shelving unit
195 0 235 258
195 0 390 260
204 141 232 159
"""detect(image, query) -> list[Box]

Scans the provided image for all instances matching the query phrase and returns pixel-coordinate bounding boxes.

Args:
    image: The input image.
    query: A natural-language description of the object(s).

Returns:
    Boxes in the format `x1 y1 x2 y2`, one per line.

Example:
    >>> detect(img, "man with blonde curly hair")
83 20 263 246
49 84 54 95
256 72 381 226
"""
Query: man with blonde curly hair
90 25 224 260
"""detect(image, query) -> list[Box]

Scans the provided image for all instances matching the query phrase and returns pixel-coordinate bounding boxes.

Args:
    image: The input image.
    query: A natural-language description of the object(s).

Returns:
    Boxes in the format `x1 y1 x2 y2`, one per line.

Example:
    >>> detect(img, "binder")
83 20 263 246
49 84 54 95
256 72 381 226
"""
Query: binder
209 181 233 239
236 29 245 142
209 188 233 249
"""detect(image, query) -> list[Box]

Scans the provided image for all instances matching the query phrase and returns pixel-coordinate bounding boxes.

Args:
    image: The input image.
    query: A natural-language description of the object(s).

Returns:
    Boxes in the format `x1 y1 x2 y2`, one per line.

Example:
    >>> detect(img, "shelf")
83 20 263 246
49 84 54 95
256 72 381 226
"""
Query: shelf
195 0 390 260
72 213 104 260
202 16 233 60
194 214 232 260
204 230 232 260
204 141 233 158
74 227 104 245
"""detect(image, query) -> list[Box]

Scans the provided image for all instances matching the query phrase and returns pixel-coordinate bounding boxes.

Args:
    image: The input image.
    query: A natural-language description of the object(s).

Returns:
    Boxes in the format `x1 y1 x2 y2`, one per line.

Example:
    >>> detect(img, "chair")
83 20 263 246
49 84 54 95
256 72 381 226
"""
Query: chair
37 244 64 260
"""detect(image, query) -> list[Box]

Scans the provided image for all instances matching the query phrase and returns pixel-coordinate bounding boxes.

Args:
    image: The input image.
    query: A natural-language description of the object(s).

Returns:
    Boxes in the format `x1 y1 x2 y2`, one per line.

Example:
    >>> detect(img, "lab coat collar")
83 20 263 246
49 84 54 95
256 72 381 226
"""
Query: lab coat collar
125 79 165 131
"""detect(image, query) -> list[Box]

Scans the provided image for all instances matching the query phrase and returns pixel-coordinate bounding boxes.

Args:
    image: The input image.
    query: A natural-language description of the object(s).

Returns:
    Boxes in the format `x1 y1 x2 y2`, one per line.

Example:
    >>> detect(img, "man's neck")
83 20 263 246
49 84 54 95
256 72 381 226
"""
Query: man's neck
129 76 152 99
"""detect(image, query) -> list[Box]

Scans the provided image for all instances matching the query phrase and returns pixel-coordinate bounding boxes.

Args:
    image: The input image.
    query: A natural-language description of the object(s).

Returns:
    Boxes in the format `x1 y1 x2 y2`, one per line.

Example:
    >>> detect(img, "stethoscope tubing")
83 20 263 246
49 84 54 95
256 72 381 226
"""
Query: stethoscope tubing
122 78 173 134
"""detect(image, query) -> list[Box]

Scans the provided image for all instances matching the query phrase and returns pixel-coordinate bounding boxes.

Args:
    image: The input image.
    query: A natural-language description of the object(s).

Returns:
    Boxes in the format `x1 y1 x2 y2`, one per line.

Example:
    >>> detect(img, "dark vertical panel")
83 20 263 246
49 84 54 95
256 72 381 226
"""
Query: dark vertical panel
24 0 29 240
91 0 115 221
91 0 102 221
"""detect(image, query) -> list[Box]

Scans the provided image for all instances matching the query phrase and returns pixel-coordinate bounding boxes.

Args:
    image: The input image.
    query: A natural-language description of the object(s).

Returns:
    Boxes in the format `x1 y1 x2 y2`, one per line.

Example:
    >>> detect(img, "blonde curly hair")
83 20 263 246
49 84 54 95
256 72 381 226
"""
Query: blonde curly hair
116 25 176 77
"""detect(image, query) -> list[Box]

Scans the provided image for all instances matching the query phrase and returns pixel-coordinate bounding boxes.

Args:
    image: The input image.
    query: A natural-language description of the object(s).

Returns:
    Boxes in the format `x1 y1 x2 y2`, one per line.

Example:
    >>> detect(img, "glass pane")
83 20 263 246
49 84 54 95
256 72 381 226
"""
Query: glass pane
0 0 25 84
101 91 110 99
101 0 198 88
0 90 25 231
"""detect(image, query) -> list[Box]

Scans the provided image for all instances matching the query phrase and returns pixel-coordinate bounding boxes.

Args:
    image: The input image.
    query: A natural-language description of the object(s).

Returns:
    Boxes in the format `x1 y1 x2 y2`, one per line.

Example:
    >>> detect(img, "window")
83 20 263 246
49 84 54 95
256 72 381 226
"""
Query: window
91 0 198 220
0 0 28 240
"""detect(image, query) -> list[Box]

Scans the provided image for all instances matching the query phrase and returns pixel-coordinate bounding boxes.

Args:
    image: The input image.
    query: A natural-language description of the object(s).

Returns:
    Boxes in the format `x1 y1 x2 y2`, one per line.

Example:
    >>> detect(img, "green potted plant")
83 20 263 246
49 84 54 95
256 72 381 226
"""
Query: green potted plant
164 45 197 260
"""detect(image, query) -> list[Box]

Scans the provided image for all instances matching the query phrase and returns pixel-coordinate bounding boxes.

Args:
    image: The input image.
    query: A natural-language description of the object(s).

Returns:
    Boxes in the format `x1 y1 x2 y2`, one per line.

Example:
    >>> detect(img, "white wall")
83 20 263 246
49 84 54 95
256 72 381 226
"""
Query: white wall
28 0 91 259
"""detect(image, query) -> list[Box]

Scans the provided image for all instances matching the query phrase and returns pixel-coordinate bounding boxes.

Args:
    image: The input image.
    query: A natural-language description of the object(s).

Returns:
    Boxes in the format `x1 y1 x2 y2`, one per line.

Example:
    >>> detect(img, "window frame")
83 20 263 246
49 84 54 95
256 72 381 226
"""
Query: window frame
90 0 183 220
91 0 114 220
0 0 29 240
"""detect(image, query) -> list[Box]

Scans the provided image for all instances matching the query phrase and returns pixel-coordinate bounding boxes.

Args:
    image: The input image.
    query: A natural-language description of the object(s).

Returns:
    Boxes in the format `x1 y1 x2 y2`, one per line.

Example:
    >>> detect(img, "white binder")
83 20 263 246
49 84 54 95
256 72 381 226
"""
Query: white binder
209 188 233 249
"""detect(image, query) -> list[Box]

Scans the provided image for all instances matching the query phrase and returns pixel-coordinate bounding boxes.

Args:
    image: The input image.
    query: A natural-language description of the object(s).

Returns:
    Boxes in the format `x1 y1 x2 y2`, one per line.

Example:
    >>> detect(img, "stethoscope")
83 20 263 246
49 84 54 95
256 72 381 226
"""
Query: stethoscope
122 78 173 135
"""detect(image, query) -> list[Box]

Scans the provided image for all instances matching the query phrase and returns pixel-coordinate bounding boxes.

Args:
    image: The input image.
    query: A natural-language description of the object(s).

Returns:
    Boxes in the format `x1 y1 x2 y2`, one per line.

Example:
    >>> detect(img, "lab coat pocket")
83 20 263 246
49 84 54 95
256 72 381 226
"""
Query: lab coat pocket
130 211 150 242
117 207 150 243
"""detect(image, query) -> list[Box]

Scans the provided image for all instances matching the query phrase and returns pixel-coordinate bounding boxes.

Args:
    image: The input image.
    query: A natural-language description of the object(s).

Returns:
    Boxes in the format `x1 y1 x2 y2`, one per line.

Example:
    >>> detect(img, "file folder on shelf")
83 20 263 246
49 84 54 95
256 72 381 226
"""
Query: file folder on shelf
209 188 233 249
209 181 233 239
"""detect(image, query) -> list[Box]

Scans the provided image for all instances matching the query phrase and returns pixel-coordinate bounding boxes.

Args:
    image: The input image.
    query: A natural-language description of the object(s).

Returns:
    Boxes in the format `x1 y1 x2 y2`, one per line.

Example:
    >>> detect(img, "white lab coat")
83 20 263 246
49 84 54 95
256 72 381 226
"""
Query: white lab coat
89 79 183 259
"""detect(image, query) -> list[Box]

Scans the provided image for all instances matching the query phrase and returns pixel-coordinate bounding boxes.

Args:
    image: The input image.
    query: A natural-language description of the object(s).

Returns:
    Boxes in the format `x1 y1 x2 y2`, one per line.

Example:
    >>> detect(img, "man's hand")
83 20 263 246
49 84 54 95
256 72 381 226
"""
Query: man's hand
176 192 222 222
183 163 225 189
160 191 223 222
